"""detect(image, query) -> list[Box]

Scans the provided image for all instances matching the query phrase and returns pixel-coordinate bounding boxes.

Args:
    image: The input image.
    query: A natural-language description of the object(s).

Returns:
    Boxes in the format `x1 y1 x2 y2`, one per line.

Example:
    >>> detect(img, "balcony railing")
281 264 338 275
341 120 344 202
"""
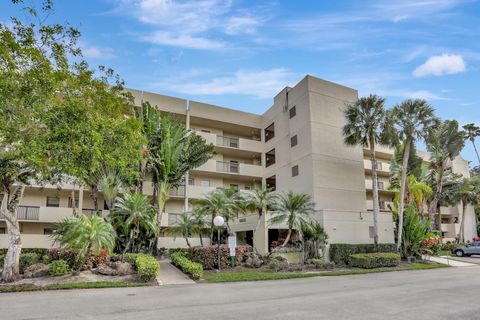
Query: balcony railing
0 206 40 221
216 161 239 173
169 185 186 197
168 213 182 225
216 136 239 148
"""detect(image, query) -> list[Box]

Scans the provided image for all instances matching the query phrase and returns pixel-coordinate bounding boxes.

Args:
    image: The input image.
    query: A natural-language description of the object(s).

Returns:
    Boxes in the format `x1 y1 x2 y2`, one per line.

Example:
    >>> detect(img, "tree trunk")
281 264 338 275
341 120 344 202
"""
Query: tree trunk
281 228 292 247
459 201 467 243
199 232 204 246
155 181 170 253
90 184 99 213
472 140 480 166
185 236 191 248
397 137 412 253
71 189 77 217
369 138 380 247
428 166 444 231
1 186 25 282
122 226 136 260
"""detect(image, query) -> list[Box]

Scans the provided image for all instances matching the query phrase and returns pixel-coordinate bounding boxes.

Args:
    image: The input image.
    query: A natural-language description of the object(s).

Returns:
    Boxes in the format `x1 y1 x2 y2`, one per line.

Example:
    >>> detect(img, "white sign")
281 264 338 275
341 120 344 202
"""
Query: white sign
228 234 237 256
229 247 236 257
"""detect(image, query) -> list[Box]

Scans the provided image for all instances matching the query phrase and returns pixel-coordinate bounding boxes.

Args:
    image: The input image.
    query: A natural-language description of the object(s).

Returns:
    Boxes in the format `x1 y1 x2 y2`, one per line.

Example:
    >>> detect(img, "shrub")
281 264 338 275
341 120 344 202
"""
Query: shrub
135 254 159 282
190 244 252 270
49 260 71 276
0 248 48 256
329 243 396 265
170 252 203 280
349 253 400 269
268 259 280 272
41 255 50 264
123 253 139 265
0 254 4 268
305 259 335 270
167 248 191 257
20 253 40 273
85 249 110 269
48 249 77 268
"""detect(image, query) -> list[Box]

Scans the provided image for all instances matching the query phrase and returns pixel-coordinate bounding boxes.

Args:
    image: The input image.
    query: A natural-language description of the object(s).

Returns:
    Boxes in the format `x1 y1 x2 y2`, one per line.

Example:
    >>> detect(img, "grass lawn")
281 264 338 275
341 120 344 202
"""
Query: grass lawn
204 263 448 283
0 281 151 293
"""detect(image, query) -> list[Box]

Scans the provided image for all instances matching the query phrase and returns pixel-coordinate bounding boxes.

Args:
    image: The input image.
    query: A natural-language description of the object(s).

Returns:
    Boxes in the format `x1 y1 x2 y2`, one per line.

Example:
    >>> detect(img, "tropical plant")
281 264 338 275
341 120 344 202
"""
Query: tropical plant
391 99 438 252
96 166 125 210
463 123 480 165
269 192 316 247
53 215 115 270
165 212 197 248
299 220 328 261
191 208 209 246
426 120 465 230
111 193 157 256
343 95 397 246
244 187 278 252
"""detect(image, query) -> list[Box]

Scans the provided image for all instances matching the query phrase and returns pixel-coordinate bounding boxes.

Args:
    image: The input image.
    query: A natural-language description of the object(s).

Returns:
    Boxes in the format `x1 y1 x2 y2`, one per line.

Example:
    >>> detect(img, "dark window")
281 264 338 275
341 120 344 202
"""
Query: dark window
0 227 5 234
266 149 276 167
379 200 386 210
266 175 276 191
188 177 195 185
68 197 79 208
104 200 109 210
377 181 385 190
291 135 298 147
230 184 239 191
292 165 299 177
46 197 60 207
201 129 211 133
229 160 239 173
289 106 296 118
43 228 55 235
264 123 275 142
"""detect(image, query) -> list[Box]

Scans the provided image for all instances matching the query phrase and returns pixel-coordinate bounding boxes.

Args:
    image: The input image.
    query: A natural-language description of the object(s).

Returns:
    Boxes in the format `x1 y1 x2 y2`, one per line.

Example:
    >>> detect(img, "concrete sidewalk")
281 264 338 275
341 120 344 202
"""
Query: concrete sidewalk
157 259 195 285
424 255 477 267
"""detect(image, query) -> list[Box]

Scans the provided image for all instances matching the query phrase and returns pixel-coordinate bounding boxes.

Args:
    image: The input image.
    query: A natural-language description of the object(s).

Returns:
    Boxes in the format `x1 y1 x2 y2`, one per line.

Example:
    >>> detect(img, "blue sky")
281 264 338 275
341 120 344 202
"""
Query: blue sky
1 0 480 164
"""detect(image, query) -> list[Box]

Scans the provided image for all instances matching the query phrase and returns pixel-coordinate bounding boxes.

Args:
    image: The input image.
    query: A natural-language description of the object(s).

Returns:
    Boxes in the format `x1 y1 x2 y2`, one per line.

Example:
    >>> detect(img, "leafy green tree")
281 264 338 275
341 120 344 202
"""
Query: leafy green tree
463 123 480 165
426 120 465 230
269 192 316 247
53 215 115 270
165 212 197 248
391 99 438 252
343 95 397 246
111 193 157 256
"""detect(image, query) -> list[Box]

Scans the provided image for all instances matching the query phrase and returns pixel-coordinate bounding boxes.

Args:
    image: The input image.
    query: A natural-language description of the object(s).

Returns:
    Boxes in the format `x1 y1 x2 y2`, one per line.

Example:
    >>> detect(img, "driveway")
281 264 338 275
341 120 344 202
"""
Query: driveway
1 266 480 320
447 254 480 265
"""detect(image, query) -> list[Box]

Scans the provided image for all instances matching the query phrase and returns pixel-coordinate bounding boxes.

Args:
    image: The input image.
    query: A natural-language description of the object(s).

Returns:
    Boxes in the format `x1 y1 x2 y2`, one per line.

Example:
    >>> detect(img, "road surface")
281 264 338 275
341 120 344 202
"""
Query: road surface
1 266 479 320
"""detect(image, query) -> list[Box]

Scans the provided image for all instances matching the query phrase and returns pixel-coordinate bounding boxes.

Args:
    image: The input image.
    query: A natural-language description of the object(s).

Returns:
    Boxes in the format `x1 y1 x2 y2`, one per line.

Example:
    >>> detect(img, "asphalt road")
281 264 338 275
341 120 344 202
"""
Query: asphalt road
448 255 480 264
2 266 480 320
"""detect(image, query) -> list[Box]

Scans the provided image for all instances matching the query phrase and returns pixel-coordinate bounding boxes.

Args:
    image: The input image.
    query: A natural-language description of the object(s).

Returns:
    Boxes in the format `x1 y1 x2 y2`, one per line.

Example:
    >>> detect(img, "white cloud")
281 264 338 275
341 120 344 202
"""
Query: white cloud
224 16 262 35
155 68 295 98
374 0 464 22
81 44 116 59
413 53 466 77
146 31 224 49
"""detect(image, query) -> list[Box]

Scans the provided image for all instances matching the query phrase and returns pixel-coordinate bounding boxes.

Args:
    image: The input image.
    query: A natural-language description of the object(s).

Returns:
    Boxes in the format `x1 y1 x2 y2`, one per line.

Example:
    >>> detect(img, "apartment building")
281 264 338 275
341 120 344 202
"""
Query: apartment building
0 75 477 252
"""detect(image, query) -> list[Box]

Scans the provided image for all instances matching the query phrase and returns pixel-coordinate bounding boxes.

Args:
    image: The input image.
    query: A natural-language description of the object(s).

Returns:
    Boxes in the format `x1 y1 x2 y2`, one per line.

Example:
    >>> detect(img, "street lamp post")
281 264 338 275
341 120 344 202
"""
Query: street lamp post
213 215 225 272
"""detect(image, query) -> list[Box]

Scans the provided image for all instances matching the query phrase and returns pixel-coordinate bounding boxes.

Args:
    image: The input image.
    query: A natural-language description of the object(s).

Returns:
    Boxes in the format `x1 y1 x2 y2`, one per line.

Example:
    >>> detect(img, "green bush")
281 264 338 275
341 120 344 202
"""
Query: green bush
123 253 139 265
0 254 4 268
171 252 203 280
0 248 48 256
135 254 159 282
329 243 396 265
49 260 71 276
349 253 400 269
268 259 281 272
306 258 335 270
20 253 40 273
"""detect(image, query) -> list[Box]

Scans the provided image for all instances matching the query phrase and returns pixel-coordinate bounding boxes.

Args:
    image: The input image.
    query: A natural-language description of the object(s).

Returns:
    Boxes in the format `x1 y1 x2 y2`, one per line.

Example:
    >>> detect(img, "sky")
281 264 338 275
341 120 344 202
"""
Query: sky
1 0 480 164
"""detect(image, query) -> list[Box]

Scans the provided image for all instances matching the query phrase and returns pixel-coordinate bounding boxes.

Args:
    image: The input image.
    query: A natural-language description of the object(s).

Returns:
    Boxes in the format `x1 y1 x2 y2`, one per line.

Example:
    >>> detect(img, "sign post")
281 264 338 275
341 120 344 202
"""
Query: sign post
228 233 236 271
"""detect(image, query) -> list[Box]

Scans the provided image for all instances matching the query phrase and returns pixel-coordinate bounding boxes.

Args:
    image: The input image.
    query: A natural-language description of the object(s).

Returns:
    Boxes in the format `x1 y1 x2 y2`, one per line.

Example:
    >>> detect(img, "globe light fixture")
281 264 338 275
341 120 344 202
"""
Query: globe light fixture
213 215 225 227
213 215 224 272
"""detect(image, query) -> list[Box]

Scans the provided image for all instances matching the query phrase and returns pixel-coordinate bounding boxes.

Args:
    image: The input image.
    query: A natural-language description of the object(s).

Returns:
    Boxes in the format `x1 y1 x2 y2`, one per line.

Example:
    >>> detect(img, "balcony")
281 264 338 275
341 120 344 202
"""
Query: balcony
216 160 239 173
196 131 262 153
366 200 393 212
188 184 216 199
365 180 393 193
169 185 186 198
364 160 390 174
192 159 262 178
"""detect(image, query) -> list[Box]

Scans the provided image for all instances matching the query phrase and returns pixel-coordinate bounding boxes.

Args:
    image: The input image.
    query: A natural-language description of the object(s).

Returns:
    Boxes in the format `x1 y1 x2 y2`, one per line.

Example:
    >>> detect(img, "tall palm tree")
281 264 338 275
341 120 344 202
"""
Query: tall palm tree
191 208 209 246
244 187 278 252
426 120 465 230
269 192 316 247
343 95 397 246
111 192 157 256
165 212 197 248
299 220 328 261
391 99 438 252
463 123 480 165
53 215 115 270
194 190 233 242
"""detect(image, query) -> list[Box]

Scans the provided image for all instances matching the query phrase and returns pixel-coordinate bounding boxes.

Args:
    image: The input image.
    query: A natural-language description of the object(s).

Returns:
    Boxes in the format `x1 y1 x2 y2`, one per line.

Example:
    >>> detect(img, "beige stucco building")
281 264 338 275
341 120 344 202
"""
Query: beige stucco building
0 75 477 252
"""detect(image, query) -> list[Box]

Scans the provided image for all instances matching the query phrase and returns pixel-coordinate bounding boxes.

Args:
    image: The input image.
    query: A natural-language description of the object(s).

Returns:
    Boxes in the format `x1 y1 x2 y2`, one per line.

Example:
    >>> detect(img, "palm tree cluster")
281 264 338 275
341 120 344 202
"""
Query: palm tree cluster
343 95 479 250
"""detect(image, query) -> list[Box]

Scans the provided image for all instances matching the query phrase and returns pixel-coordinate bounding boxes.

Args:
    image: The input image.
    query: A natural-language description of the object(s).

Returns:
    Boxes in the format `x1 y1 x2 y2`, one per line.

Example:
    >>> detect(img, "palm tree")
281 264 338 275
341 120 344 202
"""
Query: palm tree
165 212 197 247
96 166 124 210
111 193 157 256
426 120 465 230
299 220 328 261
463 123 480 165
269 192 316 247
343 95 397 246
391 99 438 252
191 208 209 246
244 187 278 252
53 215 115 270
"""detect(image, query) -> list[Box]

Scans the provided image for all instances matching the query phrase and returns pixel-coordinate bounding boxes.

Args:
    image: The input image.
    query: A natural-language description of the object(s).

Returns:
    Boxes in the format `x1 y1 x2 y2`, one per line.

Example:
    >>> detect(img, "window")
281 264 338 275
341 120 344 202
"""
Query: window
266 175 276 191
46 196 60 207
188 177 195 185
265 149 276 167
200 180 210 187
377 181 385 190
292 165 299 177
0 228 5 234
43 228 55 235
369 226 375 239
379 200 386 210
291 135 298 147
68 197 79 208
201 129 211 133
230 184 239 191
377 162 383 171
244 185 251 190
289 106 296 118
264 123 275 142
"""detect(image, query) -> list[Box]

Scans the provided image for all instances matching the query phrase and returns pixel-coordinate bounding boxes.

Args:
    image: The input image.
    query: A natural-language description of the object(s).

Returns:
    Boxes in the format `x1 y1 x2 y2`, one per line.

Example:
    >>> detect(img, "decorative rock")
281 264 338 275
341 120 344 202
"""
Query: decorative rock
95 264 117 276
109 261 135 275
23 263 49 278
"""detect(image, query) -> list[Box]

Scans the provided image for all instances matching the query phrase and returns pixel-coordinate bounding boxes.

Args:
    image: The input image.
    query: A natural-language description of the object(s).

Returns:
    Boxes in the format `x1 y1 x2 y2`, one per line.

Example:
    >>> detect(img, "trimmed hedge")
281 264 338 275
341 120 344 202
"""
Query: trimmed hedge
0 248 49 256
49 260 71 276
349 252 400 269
135 254 159 282
330 243 396 265
190 244 252 270
170 252 203 280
